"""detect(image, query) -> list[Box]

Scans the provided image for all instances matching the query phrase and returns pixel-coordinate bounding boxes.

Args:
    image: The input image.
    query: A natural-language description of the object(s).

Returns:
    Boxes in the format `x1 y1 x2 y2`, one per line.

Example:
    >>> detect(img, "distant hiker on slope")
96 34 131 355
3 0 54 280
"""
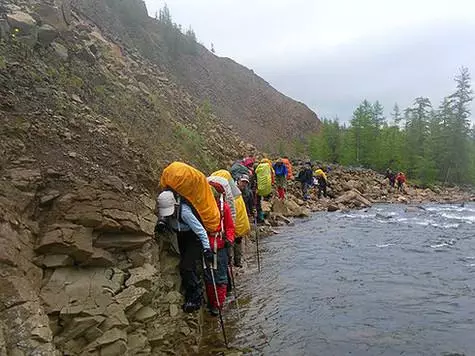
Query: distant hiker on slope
204 184 235 316
296 162 314 200
273 159 288 200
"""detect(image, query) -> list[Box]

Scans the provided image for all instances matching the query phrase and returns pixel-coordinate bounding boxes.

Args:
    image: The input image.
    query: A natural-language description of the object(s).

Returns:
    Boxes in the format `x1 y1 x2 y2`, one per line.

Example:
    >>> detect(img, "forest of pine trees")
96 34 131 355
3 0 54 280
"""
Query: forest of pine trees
309 67 475 186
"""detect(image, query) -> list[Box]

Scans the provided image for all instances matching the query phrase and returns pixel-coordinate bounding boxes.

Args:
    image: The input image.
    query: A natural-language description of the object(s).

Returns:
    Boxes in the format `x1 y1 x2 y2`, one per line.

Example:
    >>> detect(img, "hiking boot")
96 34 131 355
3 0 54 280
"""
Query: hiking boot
182 301 200 313
209 307 219 316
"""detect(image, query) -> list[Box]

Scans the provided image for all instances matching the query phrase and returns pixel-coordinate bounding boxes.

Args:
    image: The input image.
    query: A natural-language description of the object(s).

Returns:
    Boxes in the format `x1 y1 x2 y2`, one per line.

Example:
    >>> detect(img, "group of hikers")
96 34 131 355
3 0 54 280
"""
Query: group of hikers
385 168 407 192
153 158 406 319
153 157 332 320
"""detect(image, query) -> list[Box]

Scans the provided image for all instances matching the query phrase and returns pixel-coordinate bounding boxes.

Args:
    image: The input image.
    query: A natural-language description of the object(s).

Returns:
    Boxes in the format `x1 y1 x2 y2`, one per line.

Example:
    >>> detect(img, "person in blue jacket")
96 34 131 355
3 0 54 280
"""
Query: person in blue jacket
155 190 214 313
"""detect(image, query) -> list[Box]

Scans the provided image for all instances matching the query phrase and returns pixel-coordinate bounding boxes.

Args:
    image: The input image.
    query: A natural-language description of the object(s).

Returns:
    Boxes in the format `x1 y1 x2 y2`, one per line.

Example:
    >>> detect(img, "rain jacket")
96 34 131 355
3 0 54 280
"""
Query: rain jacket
208 200 235 250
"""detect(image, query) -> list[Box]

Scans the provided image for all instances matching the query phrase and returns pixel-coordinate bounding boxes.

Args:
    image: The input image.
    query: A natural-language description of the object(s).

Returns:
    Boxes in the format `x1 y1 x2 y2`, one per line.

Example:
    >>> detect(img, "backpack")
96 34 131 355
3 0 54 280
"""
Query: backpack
274 163 287 177
160 162 220 232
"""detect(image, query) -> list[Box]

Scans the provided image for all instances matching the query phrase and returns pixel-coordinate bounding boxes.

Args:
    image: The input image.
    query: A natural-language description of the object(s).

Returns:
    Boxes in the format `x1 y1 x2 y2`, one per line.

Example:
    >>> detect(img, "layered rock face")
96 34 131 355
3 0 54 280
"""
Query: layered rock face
0 168 203 355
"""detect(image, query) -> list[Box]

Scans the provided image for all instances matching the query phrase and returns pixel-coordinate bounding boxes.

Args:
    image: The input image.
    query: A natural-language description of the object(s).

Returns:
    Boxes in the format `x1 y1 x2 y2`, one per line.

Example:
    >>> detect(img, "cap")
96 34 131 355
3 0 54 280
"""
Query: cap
239 174 250 183
156 191 176 217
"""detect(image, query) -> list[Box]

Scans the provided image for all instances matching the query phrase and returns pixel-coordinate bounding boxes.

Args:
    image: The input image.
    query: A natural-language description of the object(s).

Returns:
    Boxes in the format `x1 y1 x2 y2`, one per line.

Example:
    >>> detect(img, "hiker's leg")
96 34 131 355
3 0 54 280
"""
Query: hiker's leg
234 236 243 266
178 231 203 308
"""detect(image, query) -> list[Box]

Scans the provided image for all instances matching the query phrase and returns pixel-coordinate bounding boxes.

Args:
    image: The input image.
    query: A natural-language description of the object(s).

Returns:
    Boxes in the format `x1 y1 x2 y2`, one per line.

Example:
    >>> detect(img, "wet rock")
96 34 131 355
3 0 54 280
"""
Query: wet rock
327 203 339 212
38 24 58 46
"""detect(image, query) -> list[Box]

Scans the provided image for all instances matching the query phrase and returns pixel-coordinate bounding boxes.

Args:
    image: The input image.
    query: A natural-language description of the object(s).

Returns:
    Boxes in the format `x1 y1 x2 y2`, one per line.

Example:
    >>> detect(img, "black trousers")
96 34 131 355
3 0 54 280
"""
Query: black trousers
177 230 203 304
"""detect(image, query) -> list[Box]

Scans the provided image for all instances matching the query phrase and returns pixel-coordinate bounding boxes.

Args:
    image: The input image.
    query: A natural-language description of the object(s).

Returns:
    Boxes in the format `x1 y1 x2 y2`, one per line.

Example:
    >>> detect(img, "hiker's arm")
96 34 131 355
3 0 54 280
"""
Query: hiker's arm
180 204 210 250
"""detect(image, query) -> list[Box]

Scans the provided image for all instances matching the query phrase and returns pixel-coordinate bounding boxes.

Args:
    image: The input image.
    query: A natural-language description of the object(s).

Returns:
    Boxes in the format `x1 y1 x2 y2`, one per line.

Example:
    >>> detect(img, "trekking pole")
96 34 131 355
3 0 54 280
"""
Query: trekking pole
209 266 228 348
228 264 241 319
254 214 261 272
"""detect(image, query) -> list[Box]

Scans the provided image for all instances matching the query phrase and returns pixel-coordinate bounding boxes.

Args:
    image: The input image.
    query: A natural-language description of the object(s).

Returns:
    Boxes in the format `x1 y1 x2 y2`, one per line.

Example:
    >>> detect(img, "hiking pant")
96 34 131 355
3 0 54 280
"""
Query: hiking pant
277 187 285 200
256 194 264 221
233 236 243 265
302 182 310 199
318 181 327 199
204 248 228 309
177 230 203 305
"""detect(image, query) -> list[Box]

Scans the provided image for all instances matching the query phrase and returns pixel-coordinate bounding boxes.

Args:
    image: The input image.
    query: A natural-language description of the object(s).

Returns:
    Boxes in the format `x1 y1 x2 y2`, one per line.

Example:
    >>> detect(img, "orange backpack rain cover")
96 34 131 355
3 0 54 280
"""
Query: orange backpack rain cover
160 162 220 232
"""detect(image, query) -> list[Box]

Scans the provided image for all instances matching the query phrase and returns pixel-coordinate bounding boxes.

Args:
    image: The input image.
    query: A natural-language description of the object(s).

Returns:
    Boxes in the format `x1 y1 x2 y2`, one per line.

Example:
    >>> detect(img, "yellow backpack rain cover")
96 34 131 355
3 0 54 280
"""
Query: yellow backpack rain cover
212 169 250 236
255 162 272 197
160 162 220 232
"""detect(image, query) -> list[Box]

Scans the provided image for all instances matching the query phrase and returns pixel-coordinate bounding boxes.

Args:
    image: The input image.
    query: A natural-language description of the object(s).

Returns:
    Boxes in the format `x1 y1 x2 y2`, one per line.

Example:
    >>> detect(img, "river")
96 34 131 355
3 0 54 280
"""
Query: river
200 203 475 356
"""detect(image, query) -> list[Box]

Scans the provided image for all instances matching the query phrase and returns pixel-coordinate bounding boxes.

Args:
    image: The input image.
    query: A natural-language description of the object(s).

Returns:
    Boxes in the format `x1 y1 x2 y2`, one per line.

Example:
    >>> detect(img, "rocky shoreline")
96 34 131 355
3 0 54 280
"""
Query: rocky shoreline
257 166 475 229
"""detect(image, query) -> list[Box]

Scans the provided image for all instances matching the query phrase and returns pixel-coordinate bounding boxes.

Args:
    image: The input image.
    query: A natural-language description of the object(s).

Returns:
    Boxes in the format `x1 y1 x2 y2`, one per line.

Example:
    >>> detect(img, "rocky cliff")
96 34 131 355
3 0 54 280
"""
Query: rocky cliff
0 0 265 354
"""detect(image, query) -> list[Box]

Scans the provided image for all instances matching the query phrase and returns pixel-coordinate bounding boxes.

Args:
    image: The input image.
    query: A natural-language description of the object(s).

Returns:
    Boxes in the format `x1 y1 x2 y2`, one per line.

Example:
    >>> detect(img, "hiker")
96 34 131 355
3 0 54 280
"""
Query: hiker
296 162 314 200
273 159 288 200
234 175 250 267
255 159 273 222
396 172 406 192
314 168 328 199
385 168 396 188
281 156 294 180
204 184 235 316
155 190 213 313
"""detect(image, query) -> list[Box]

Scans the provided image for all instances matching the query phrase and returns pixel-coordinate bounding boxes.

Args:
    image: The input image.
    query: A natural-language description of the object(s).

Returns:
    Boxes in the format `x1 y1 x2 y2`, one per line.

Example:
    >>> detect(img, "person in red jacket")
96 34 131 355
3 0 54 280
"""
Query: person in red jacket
205 183 235 316
396 172 406 192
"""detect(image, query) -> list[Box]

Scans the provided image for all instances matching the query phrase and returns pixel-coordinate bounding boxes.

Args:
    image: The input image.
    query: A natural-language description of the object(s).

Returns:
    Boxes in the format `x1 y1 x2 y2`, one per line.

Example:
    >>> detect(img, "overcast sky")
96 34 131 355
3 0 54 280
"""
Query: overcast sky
144 0 475 122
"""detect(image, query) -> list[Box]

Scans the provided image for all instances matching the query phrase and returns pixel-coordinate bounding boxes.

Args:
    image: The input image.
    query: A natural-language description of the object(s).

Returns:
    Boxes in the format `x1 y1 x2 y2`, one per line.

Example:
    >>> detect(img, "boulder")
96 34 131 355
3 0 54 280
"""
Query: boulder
51 41 69 60
335 190 372 208
35 2 68 31
6 11 36 34
327 203 339 212
38 24 58 46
